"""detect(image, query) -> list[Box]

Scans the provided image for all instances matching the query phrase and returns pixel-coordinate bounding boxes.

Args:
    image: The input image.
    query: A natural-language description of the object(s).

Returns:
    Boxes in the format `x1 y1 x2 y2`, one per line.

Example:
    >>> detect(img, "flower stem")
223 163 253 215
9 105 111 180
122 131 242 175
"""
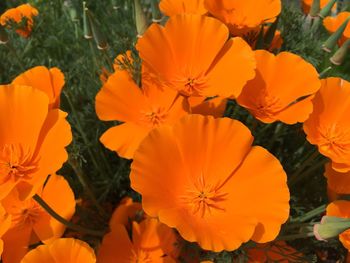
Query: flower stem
291 204 327 223
277 232 315 241
33 194 106 237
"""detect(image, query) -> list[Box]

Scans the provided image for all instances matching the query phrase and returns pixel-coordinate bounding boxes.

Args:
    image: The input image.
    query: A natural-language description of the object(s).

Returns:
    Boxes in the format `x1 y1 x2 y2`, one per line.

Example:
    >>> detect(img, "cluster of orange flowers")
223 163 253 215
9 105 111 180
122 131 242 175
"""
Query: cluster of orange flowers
2 0 350 262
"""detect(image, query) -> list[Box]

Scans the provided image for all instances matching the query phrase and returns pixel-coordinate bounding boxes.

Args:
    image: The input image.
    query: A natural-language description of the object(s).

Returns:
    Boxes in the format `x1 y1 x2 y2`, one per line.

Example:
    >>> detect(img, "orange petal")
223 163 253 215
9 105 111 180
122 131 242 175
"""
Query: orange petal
109 197 142 231
325 163 350 194
95 70 148 123
100 123 150 159
160 0 207 16
12 66 65 109
191 97 227 118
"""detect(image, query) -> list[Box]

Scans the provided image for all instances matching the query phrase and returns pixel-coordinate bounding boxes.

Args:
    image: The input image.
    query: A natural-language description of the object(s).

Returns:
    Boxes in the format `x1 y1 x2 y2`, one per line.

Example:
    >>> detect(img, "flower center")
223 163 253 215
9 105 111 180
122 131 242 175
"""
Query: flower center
12 200 43 228
182 174 227 218
183 78 199 96
130 250 153 263
141 107 167 127
319 124 350 156
0 144 39 184
254 93 284 119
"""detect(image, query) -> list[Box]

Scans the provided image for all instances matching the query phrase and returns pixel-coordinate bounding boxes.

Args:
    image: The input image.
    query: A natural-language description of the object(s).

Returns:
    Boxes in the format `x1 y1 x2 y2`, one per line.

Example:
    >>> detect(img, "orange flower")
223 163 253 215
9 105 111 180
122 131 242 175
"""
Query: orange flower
237 50 321 124
97 218 179 263
188 97 227 118
130 114 290 252
1 174 75 263
246 241 305 262
95 70 189 159
136 14 256 98
326 201 350 251
0 205 11 259
12 66 65 109
109 197 143 230
0 85 72 200
323 12 350 45
302 0 336 14
304 78 350 172
0 4 38 38
204 0 281 36
159 0 207 16
20 238 96 263
325 162 350 195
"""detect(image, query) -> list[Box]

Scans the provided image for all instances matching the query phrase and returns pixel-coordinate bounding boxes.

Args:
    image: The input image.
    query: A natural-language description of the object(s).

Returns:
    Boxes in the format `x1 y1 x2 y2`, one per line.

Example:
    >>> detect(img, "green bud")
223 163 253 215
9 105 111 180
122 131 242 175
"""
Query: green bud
83 2 92 39
87 10 108 50
314 216 350 240
330 38 350 65
150 0 163 22
0 25 8 45
310 0 321 17
133 0 148 37
322 16 350 52
319 0 337 19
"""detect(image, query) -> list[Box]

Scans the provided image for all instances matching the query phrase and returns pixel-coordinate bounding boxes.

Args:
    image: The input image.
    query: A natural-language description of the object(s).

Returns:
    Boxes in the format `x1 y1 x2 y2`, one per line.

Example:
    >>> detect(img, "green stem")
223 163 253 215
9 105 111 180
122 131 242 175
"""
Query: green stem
69 158 108 219
290 204 327 223
277 232 315 241
33 194 105 237
319 66 332 78
288 150 320 186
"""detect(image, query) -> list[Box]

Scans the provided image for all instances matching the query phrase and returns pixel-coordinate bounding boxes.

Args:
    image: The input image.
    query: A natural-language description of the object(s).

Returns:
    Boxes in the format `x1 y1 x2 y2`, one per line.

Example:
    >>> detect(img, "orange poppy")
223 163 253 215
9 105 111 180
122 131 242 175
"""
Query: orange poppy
237 50 321 124
0 4 38 38
204 0 281 36
130 114 290 252
188 97 227 118
159 0 207 16
109 197 143 230
0 205 11 259
302 0 337 14
1 174 75 263
323 12 350 45
95 70 189 159
0 85 72 200
325 162 350 195
136 14 256 98
20 238 96 263
97 218 179 263
12 66 65 109
246 241 305 262
304 78 350 172
326 201 350 251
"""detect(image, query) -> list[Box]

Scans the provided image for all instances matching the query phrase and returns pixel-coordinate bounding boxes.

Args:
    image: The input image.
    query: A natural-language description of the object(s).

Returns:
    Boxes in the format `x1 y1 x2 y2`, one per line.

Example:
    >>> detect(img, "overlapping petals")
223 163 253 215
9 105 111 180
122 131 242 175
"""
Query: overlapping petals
20 238 96 263
0 85 72 200
1 174 76 263
323 12 350 45
160 0 207 16
95 70 189 159
131 114 290 252
136 14 256 98
237 50 321 124
304 78 350 172
204 0 281 35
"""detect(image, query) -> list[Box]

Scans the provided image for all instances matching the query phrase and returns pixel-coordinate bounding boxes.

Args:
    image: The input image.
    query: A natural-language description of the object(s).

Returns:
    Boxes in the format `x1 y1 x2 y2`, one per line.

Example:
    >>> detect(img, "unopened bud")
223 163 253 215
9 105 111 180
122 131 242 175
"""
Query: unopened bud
319 0 337 19
0 25 9 44
314 216 350 241
322 16 350 52
150 0 163 22
310 0 321 17
133 0 148 37
83 2 92 39
330 38 350 65
87 10 108 50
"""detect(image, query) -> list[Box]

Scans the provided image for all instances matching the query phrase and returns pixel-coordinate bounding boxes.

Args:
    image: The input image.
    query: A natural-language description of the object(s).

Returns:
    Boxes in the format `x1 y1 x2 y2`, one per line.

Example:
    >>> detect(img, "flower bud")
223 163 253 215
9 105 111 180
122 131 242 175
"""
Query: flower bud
310 0 321 17
0 25 9 44
314 216 350 241
330 38 350 65
133 0 148 37
150 0 162 23
322 16 350 52
83 2 92 39
87 10 108 50
319 0 337 19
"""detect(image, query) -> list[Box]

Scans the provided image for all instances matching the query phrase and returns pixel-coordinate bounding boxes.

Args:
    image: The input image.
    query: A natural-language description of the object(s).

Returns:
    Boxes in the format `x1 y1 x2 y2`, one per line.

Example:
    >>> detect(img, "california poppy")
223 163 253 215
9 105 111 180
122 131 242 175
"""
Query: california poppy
20 238 96 263
0 4 38 38
325 201 350 251
0 205 11 259
246 241 305 262
1 174 75 263
325 163 350 195
131 114 290 252
95 70 189 159
304 78 350 172
136 14 256 98
159 0 207 16
0 85 72 200
323 12 350 45
237 50 321 124
204 0 281 36
302 0 336 14
97 218 179 263
12 66 65 109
